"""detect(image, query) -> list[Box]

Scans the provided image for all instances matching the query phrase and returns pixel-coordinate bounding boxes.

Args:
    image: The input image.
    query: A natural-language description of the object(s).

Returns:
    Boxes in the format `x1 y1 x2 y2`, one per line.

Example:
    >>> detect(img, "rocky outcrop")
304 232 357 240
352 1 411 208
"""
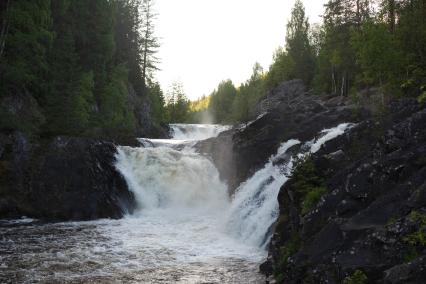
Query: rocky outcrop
198 79 425 283
0 133 135 220
261 99 426 283
0 91 45 134
197 80 369 192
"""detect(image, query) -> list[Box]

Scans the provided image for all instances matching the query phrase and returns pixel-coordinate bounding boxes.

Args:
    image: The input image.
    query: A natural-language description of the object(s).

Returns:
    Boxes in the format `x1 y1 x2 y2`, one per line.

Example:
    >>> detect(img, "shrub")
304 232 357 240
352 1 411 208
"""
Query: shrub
343 270 368 284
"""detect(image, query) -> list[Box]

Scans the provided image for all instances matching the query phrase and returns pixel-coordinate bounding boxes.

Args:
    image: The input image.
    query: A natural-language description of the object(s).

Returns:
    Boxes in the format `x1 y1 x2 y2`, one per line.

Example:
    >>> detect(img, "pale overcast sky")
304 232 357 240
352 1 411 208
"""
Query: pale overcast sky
155 0 327 100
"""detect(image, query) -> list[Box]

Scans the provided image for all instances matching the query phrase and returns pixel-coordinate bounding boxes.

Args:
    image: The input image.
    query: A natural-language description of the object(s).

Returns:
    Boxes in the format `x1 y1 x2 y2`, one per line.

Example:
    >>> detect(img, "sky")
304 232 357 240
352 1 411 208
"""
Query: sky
155 0 327 100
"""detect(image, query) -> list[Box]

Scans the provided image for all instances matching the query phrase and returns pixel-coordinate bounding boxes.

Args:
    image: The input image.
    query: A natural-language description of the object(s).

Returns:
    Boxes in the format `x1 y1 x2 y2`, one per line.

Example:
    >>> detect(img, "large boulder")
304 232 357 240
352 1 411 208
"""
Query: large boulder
262 98 426 283
0 91 45 134
0 133 135 220
197 80 369 192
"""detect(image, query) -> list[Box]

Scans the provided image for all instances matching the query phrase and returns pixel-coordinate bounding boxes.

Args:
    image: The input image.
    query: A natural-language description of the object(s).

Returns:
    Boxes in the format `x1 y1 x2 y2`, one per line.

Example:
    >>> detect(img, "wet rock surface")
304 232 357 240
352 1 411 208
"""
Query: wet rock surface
0 134 135 220
198 80 426 283
197 80 368 192
261 99 426 283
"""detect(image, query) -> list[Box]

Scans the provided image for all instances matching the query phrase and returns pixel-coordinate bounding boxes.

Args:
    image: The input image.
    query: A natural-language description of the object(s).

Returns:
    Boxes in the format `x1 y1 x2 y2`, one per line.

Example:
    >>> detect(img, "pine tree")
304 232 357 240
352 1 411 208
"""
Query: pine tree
285 0 315 86
166 82 189 123
140 0 160 92
209 80 237 123
0 0 11 60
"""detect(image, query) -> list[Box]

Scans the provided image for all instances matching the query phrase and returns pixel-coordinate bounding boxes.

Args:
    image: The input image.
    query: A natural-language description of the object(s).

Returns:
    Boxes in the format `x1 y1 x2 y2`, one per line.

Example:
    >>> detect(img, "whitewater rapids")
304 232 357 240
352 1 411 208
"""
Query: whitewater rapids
0 122 353 283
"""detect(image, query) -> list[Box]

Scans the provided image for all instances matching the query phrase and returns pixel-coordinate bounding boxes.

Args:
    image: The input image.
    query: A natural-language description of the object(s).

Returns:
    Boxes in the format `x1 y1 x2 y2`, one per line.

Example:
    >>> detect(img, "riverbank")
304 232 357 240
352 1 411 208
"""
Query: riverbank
197 80 426 283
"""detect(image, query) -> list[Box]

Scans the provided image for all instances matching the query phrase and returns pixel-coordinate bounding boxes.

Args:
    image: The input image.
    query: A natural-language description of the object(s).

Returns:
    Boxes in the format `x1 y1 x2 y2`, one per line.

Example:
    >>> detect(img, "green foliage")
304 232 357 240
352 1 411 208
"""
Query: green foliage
1 0 166 137
186 95 212 124
165 82 190 123
209 80 237 123
343 270 368 284
403 211 426 246
0 94 45 134
291 156 327 215
98 65 136 136
312 0 358 96
190 0 426 125
187 63 266 124
285 0 315 85
266 48 295 89
302 187 327 215
418 91 426 104
232 63 266 122
266 0 314 89
395 0 426 98
274 234 302 282
399 211 426 263
147 81 168 125
0 0 53 98
351 22 403 91
403 246 420 263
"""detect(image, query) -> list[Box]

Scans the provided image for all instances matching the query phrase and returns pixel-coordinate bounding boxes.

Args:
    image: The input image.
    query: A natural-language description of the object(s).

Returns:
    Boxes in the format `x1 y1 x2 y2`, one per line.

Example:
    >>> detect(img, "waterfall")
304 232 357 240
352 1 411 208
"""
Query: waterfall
115 124 230 212
115 146 229 211
226 123 355 247
1 122 357 283
226 139 301 247
170 124 231 141
115 122 354 251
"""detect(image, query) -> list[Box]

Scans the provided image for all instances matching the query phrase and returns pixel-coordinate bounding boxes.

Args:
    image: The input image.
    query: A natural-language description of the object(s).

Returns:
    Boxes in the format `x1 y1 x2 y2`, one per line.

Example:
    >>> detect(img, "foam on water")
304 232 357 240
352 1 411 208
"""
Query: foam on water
115 146 229 211
227 123 355 248
310 123 354 153
170 124 231 141
226 139 300 247
0 123 355 283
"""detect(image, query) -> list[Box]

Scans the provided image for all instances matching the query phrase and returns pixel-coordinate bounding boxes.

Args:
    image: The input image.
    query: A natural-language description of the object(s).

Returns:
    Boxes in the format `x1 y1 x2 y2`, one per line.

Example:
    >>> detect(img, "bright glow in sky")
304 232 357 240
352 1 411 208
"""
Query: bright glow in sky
155 0 327 100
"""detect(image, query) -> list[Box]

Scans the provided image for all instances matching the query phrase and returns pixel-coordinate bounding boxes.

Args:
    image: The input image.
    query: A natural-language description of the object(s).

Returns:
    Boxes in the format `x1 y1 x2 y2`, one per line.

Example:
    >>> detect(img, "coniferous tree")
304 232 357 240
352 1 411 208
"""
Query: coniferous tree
140 0 160 92
0 0 52 133
209 80 237 123
165 82 189 123
0 0 11 60
285 0 315 86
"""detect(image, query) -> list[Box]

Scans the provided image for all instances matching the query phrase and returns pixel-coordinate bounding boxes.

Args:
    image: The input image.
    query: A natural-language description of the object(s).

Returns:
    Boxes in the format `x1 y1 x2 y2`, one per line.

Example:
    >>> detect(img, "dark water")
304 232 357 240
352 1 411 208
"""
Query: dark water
0 217 265 284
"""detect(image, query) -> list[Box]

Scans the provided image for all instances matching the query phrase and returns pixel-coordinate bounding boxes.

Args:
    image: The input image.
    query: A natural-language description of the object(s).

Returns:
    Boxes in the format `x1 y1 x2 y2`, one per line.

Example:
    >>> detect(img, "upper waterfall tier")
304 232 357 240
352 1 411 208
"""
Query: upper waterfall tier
170 124 231 141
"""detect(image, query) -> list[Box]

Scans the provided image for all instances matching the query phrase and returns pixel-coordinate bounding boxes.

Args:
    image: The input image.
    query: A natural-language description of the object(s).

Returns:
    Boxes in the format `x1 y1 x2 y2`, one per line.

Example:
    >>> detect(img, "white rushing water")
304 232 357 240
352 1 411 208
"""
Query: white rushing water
226 123 354 248
0 122 354 283
112 124 265 274
226 139 301 247
169 124 232 141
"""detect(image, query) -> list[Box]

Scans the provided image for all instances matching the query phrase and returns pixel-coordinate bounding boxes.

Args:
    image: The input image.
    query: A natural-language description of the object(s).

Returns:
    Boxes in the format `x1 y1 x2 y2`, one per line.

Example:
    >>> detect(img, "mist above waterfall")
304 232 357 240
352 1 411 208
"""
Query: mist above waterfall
0 122 356 283
115 146 229 212
226 139 300 247
115 122 355 252
169 124 231 141
226 123 355 248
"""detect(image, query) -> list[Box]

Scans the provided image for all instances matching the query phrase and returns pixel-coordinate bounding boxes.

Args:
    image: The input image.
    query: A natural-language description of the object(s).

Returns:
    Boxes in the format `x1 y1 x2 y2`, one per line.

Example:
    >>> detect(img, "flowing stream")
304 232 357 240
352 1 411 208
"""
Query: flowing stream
0 122 353 283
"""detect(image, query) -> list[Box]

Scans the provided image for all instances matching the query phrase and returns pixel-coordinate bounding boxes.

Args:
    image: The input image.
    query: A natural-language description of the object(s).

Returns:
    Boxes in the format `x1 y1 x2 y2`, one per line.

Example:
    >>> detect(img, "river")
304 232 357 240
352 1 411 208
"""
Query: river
0 122 353 283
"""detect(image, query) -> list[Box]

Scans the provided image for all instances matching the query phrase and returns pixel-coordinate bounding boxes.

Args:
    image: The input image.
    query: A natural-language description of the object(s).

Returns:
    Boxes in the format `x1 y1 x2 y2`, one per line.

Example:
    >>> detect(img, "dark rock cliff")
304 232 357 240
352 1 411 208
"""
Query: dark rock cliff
261 99 426 283
197 80 369 192
0 134 136 220
198 80 426 283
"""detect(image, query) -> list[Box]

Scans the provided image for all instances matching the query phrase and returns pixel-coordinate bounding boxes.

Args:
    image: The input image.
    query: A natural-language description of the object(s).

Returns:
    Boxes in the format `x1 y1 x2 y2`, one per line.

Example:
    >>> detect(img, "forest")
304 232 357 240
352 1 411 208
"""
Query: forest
0 2 425 282
0 0 167 139
185 0 426 124
1 0 425 133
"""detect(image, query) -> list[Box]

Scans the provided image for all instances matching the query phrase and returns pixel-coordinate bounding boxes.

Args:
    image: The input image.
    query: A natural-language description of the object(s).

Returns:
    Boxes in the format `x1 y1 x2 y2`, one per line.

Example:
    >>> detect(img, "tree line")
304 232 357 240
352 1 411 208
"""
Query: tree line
188 0 426 124
0 0 167 138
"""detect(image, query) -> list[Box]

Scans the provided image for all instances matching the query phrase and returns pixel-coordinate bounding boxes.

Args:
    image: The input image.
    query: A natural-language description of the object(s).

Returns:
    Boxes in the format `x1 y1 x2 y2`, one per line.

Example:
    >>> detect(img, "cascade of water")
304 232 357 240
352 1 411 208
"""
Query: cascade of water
226 139 301 247
115 146 229 212
170 124 231 141
227 123 355 247
0 123 357 283
115 122 354 250
116 124 231 213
